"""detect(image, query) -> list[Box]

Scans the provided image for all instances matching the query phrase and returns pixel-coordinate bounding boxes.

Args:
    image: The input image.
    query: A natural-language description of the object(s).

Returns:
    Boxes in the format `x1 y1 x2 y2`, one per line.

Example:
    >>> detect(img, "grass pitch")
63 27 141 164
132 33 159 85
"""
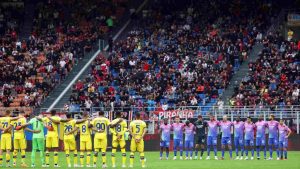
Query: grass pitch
5 151 300 169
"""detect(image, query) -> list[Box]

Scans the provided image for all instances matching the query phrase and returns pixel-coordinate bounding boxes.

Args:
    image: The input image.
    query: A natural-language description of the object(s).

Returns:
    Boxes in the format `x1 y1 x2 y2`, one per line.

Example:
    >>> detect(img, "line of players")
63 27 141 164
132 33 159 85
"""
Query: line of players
159 114 292 161
0 110 147 168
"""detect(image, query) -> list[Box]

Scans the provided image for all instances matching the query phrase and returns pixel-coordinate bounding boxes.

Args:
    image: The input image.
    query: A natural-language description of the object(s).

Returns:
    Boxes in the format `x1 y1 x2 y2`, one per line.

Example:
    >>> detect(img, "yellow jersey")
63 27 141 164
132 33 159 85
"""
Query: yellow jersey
43 116 61 137
62 119 76 140
110 118 127 141
77 120 91 136
12 117 27 139
0 117 12 136
130 120 147 140
91 117 110 139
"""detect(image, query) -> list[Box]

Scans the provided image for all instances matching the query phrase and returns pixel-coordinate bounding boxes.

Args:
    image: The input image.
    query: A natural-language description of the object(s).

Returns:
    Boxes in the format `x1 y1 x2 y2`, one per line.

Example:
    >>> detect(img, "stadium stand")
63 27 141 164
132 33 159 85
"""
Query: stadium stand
0 0 128 108
231 32 300 108
69 0 280 113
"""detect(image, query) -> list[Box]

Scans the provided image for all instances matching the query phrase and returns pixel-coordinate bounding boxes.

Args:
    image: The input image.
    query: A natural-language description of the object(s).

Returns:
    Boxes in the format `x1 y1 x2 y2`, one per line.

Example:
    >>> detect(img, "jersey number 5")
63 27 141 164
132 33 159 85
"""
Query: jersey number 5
136 125 140 133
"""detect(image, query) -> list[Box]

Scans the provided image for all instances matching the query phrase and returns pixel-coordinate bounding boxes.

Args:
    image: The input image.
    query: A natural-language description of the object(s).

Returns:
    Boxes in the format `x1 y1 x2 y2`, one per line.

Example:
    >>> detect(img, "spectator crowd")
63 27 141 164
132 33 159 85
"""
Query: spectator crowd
69 0 280 112
231 32 300 108
0 0 128 108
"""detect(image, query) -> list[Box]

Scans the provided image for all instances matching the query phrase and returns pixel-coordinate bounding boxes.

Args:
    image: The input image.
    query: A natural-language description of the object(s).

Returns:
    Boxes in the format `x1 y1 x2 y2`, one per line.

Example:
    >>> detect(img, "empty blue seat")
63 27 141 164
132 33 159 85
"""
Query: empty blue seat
218 89 223 95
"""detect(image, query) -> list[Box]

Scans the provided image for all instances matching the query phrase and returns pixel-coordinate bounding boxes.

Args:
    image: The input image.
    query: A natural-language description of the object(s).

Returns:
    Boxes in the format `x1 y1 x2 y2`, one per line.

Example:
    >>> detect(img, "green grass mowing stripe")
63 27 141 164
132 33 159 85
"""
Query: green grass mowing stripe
2 151 300 169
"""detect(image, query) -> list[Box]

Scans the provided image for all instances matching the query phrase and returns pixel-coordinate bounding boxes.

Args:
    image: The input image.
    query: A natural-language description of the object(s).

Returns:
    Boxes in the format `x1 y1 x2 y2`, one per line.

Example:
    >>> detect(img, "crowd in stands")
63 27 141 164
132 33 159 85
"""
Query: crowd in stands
0 3 24 36
231 32 300 108
0 0 128 108
70 0 280 112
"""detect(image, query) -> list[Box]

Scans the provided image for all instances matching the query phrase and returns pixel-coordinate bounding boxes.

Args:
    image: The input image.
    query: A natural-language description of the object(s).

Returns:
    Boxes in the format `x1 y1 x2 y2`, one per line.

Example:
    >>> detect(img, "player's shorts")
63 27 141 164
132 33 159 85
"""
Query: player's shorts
173 139 183 149
234 136 244 147
80 135 92 151
112 139 126 149
244 139 254 146
64 138 76 151
160 141 170 148
32 138 45 151
207 136 217 146
195 136 206 145
279 139 288 148
94 137 107 150
268 138 278 146
1 134 12 150
14 138 26 150
221 137 232 145
256 137 266 146
130 139 144 153
46 136 59 148
184 140 194 148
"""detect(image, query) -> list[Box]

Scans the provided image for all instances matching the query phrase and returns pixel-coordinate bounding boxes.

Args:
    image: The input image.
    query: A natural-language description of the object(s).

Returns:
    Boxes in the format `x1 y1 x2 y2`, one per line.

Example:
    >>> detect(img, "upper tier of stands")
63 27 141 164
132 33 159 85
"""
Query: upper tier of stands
69 0 280 113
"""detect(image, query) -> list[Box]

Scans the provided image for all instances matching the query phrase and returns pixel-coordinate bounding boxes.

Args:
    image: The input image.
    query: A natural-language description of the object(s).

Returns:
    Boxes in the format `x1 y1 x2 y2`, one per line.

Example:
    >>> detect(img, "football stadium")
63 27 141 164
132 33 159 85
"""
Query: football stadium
0 0 300 168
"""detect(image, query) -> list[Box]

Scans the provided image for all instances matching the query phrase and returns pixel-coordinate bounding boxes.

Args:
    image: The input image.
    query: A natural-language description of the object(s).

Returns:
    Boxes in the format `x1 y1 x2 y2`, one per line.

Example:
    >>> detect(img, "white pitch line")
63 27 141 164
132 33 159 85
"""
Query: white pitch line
46 0 149 112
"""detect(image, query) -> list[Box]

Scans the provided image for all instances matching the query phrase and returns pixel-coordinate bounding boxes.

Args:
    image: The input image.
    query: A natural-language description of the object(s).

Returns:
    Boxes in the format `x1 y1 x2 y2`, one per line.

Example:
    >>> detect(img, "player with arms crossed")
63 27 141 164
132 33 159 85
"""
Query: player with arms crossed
184 120 195 160
110 112 128 167
76 112 92 167
0 110 19 167
194 115 207 160
244 117 255 160
278 119 291 160
220 115 233 160
267 114 279 160
91 111 110 168
171 116 184 160
206 114 219 160
159 118 171 160
129 112 147 168
255 115 268 160
233 116 245 160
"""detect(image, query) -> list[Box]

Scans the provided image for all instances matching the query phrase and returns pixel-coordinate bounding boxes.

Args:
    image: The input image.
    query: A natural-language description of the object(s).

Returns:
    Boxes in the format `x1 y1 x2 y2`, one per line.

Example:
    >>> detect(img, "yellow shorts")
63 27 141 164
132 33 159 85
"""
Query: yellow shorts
14 138 26 150
130 139 144 153
46 136 59 148
1 134 12 150
64 138 76 151
94 137 107 150
112 139 126 149
80 135 92 151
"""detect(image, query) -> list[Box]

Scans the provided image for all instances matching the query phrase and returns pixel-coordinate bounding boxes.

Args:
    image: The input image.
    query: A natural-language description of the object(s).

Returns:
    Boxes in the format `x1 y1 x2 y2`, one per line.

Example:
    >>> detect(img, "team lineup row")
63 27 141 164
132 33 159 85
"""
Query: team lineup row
0 110 147 168
158 114 292 161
